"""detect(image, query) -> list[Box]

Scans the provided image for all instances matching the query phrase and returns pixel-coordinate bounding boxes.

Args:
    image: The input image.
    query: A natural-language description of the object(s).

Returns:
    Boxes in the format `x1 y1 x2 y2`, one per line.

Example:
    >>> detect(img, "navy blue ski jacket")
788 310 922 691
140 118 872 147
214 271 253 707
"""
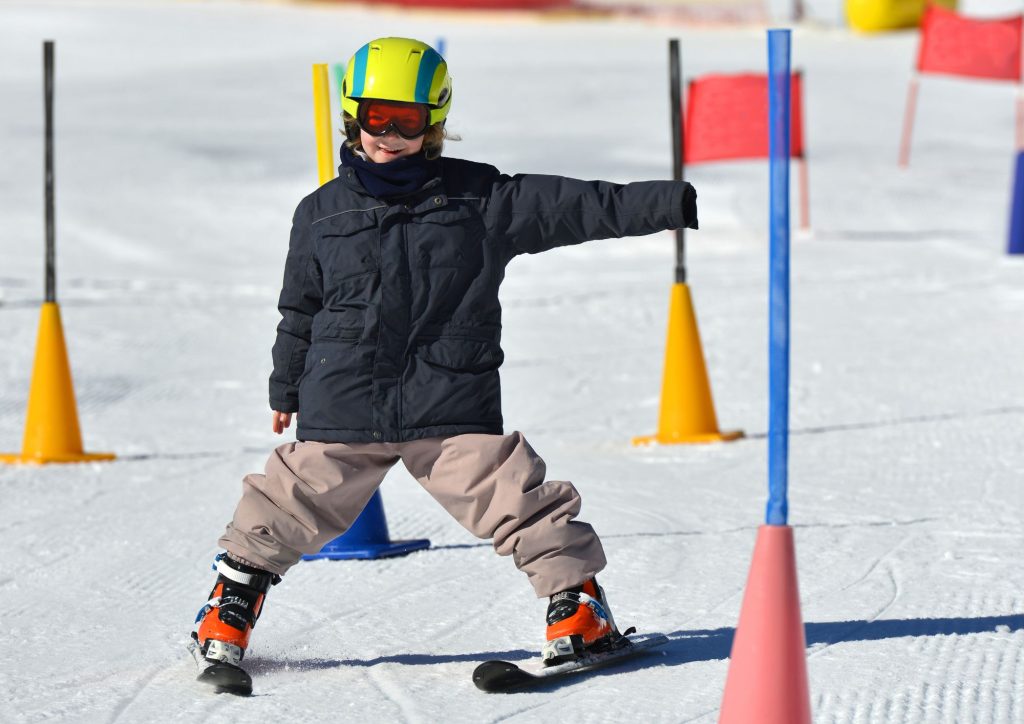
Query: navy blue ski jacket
269 157 698 443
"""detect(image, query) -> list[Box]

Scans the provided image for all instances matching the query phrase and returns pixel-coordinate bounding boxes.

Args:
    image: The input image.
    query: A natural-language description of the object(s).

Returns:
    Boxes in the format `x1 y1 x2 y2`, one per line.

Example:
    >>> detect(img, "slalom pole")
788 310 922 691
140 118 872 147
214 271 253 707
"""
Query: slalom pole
898 74 920 167
719 29 810 724
631 40 742 446
1010 69 1024 254
766 33 792 527
1015 84 1024 152
794 70 810 232
312 64 334 187
1008 149 1024 255
1005 18 1024 254
331 63 345 107
1 40 114 465
45 41 56 304
671 39 686 285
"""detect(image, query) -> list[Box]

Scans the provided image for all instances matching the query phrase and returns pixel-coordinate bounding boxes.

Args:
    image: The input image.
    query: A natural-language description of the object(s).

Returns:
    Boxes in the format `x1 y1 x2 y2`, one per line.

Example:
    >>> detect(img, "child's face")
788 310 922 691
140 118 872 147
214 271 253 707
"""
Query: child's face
360 129 424 163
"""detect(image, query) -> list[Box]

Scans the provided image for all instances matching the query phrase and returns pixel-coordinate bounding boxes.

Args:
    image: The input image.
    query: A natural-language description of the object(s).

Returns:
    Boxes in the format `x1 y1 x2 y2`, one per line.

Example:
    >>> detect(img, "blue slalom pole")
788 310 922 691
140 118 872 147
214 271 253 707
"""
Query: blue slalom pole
766 29 792 527
1009 150 1024 255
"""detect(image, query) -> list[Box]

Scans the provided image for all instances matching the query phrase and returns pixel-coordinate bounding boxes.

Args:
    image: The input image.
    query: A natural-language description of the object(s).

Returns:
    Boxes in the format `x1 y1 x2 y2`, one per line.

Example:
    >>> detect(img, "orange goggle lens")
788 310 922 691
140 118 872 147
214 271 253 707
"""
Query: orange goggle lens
357 100 429 140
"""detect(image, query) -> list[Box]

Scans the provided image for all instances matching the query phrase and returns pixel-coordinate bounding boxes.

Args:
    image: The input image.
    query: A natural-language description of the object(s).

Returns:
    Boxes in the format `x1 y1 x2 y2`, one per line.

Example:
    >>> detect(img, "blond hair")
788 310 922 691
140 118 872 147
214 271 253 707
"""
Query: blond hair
342 112 456 161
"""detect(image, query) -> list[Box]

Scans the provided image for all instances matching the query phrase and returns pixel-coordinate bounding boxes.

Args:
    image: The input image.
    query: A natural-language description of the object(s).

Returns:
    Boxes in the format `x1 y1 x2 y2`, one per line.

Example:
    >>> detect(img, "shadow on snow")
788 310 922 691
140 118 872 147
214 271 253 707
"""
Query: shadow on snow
663 613 1024 665
244 613 1023 682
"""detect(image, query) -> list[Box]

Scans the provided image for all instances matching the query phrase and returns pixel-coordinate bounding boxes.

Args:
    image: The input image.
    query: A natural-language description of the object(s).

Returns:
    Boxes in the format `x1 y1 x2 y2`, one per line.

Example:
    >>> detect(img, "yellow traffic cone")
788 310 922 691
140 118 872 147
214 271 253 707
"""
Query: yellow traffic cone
0 302 115 464
633 283 742 445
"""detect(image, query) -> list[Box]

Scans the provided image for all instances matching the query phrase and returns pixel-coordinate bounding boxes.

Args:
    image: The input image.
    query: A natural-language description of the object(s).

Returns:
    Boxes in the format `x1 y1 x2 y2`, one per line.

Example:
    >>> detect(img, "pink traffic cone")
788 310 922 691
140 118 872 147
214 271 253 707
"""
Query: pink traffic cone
719 525 811 724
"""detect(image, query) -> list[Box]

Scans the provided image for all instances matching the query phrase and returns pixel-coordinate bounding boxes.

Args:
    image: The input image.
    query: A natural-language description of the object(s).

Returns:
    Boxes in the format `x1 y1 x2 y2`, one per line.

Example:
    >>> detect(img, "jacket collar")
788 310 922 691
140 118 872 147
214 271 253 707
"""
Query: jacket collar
339 145 443 202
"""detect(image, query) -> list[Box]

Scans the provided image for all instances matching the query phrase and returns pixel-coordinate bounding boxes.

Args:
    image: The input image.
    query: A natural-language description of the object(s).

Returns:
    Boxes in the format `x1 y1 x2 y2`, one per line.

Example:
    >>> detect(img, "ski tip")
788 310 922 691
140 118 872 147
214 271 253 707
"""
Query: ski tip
472 660 533 693
197 662 253 697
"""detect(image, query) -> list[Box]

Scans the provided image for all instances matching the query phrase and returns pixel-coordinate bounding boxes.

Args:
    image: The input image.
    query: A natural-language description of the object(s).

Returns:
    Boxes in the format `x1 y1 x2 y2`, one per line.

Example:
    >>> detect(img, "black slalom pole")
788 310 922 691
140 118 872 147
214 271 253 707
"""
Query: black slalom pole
0 40 116 465
633 39 741 447
44 40 56 304
669 39 686 284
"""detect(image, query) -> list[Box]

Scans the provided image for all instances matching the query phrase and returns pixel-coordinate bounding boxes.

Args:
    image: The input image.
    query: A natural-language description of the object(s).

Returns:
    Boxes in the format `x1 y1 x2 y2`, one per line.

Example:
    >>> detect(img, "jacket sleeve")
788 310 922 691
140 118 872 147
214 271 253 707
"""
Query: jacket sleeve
269 199 323 413
482 173 697 257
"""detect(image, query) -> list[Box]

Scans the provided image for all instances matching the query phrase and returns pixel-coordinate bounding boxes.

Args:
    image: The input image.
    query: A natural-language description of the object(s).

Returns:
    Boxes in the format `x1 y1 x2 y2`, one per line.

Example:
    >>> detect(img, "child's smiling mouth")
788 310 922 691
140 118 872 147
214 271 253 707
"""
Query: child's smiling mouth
376 144 406 158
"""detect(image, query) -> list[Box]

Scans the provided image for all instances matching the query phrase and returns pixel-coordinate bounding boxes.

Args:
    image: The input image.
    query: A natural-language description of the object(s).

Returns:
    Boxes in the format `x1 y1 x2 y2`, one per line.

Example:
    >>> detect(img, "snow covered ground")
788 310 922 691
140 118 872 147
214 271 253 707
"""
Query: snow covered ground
1 1 1022 721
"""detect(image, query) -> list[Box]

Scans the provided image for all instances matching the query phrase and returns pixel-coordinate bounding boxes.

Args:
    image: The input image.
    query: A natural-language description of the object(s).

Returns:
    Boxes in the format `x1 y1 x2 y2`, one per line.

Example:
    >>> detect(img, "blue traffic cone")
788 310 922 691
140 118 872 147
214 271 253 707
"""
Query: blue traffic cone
1008 151 1024 255
302 490 430 561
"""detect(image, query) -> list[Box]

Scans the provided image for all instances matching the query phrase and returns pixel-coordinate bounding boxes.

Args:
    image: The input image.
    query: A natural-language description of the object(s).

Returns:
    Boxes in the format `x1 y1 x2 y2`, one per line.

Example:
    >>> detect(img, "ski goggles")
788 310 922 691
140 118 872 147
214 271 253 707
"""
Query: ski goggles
357 99 430 139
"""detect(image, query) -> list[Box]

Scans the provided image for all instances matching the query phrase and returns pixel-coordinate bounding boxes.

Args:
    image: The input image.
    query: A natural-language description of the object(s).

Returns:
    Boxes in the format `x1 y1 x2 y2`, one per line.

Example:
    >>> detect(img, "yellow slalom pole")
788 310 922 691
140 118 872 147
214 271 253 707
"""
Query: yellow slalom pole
312 64 336 186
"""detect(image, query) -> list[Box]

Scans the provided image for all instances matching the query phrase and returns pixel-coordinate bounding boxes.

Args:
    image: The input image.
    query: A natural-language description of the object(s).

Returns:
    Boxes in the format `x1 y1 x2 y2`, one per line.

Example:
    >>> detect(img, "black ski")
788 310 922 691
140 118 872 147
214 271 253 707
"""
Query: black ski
189 638 253 696
472 633 669 693
196 661 253 696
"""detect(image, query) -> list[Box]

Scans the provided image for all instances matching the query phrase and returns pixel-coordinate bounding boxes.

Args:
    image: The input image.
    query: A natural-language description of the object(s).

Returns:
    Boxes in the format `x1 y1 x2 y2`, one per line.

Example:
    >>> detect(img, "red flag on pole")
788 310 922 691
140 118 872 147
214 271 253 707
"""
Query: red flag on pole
684 72 804 163
916 5 1023 83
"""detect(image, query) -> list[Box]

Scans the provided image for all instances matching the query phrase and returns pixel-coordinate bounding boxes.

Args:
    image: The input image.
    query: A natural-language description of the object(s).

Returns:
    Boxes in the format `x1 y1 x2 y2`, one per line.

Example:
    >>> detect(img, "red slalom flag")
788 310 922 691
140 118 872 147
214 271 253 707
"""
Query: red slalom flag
685 72 804 164
917 5 1023 83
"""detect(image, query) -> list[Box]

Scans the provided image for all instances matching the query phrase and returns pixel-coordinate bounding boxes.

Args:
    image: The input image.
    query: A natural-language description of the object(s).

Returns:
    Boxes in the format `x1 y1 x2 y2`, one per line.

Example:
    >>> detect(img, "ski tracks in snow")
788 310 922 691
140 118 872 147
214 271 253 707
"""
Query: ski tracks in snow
106 664 163 724
822 532 911 642
365 666 426 724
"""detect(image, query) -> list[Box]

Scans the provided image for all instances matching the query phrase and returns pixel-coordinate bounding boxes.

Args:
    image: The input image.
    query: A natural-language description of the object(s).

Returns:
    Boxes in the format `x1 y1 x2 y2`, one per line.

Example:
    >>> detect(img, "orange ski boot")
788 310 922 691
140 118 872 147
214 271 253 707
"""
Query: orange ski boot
191 553 279 694
542 578 620 665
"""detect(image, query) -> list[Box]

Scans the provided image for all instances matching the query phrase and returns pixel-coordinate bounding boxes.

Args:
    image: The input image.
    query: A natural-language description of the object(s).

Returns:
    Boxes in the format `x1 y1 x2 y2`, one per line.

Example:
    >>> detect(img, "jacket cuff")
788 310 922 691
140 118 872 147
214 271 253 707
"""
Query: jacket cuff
679 182 698 230
269 397 299 414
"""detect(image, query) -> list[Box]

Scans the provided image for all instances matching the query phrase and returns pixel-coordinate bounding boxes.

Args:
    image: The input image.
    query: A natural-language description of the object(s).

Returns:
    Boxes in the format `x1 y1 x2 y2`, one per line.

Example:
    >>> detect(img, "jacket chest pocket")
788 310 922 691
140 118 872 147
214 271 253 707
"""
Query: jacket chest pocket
316 212 381 282
409 205 485 270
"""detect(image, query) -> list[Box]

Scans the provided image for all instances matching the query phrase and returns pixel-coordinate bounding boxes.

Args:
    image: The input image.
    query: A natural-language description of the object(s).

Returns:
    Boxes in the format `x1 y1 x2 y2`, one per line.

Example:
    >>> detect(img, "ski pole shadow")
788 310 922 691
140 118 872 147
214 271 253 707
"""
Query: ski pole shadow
660 613 1024 667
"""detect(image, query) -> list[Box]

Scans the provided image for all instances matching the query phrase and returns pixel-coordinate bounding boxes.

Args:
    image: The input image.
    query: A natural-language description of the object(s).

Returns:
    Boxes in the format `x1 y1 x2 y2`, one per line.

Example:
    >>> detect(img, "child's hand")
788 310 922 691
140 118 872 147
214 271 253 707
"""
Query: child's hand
272 411 292 434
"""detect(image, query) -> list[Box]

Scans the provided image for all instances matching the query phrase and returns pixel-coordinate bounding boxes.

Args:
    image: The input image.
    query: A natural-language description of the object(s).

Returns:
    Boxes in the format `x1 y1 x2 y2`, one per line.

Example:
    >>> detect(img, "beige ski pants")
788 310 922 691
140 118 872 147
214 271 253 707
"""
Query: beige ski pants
219 431 606 597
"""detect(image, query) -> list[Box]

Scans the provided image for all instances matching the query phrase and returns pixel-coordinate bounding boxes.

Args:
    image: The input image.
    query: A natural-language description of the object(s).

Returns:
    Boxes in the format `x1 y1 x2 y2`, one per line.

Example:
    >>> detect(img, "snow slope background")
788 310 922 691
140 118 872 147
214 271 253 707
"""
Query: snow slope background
0 1 1022 721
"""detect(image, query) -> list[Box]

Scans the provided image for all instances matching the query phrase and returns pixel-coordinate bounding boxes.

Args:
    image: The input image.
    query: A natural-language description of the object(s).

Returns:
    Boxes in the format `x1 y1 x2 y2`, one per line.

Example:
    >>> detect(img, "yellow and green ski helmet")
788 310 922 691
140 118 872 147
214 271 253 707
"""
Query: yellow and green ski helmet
341 38 452 126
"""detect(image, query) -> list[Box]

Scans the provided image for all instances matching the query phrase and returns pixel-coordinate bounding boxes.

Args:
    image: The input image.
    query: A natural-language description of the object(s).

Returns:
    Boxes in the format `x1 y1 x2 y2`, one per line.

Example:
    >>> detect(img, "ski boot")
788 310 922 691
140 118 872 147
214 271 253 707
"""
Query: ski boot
542 578 625 666
190 553 279 695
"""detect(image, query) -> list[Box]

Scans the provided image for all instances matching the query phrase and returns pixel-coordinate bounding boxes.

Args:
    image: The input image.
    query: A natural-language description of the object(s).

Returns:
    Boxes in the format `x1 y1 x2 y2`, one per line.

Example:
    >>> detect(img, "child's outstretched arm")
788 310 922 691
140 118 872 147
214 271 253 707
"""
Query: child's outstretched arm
483 174 697 257
269 199 324 421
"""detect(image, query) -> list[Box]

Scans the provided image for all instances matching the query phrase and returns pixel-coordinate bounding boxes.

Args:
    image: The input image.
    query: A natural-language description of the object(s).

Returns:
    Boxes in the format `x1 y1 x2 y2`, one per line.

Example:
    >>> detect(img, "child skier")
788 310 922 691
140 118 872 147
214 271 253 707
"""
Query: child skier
192 37 698 694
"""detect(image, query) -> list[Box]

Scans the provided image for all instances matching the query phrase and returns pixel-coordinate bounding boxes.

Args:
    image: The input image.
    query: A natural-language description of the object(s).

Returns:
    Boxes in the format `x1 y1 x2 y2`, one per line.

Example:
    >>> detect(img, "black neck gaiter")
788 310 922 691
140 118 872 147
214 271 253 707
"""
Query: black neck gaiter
341 144 440 200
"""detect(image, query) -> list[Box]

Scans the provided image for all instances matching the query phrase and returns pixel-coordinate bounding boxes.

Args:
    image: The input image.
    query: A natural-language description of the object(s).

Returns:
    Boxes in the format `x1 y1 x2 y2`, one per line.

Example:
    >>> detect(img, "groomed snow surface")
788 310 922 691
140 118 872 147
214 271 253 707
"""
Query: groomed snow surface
1 1 1022 721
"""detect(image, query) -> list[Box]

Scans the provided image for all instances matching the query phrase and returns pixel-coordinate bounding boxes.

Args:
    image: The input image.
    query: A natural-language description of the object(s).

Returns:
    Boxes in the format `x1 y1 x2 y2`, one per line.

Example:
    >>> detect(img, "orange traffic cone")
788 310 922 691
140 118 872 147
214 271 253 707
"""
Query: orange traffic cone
633 283 742 445
0 302 114 464
719 525 811 724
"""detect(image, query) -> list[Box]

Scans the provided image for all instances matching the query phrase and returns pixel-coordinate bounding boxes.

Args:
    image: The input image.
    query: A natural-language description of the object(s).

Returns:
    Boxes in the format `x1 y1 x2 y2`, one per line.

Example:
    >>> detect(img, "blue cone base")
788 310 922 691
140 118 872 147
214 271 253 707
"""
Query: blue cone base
302 538 431 561
300 490 430 561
